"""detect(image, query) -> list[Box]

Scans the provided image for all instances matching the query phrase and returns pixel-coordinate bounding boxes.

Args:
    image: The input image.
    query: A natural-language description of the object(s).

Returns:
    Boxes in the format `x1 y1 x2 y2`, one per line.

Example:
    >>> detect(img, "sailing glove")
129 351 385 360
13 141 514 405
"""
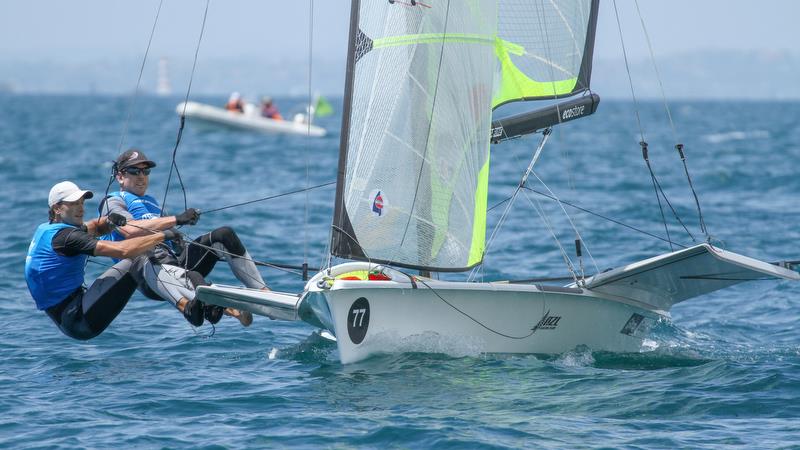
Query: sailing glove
175 208 200 226
107 213 127 228
162 228 181 242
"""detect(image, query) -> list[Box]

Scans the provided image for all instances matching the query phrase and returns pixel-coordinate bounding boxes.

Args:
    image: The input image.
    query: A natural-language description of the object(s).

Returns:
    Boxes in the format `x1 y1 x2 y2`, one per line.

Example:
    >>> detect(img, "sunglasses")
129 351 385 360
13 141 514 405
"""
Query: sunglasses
123 167 151 176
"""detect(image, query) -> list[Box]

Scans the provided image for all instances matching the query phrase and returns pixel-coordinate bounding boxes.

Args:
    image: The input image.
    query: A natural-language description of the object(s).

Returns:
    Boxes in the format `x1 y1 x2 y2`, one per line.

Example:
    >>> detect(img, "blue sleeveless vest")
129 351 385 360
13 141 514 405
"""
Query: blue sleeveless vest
25 223 88 310
102 191 163 242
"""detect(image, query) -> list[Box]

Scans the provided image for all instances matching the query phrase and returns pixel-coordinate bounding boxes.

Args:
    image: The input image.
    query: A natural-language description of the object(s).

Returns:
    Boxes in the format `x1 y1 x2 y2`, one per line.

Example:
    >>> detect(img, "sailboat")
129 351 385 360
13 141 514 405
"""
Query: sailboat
176 94 331 137
196 0 799 364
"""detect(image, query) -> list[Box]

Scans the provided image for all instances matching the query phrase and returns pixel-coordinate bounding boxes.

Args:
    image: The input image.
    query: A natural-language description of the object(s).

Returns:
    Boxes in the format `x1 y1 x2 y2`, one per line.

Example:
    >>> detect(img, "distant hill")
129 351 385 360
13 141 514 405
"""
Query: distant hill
1 50 798 99
592 49 800 100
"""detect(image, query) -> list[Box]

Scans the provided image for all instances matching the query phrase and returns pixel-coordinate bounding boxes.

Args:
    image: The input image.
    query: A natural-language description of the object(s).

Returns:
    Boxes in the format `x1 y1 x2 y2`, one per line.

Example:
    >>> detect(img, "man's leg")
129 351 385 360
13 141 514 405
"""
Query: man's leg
180 226 260 326
140 259 209 326
47 258 139 340
183 226 267 289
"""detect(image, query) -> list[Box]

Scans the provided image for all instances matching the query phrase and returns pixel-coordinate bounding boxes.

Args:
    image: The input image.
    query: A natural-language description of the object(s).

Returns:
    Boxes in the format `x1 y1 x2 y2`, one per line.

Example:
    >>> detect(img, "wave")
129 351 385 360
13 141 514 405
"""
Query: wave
703 130 770 144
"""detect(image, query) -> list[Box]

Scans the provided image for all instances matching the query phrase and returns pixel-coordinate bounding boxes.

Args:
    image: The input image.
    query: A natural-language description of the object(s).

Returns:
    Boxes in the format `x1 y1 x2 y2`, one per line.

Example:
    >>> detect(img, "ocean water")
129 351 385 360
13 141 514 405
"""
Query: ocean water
1 94 799 449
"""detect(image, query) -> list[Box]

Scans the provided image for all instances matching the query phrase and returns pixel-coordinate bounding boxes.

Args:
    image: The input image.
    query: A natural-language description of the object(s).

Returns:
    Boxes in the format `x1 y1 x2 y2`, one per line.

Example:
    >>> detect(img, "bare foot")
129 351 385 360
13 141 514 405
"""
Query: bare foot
225 307 253 327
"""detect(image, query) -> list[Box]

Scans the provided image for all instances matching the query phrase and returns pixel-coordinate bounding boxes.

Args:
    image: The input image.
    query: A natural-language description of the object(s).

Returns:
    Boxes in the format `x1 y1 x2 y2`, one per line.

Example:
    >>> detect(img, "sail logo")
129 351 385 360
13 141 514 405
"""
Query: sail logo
532 310 561 333
491 126 504 139
370 190 387 216
561 105 585 120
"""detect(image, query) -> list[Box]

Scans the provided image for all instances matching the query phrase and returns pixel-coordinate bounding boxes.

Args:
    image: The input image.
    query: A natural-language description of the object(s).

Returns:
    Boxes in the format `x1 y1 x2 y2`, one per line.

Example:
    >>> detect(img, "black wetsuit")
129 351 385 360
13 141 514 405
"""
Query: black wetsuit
38 226 140 340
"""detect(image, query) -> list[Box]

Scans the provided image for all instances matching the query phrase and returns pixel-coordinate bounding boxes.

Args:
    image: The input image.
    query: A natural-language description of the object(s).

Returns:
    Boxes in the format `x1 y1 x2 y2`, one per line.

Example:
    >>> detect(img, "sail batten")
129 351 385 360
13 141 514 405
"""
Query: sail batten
332 0 598 272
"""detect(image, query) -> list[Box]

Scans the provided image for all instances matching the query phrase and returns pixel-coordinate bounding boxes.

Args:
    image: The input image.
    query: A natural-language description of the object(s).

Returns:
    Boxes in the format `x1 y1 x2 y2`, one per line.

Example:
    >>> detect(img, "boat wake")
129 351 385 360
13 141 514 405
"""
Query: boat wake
269 331 338 363
364 330 486 359
272 317 797 369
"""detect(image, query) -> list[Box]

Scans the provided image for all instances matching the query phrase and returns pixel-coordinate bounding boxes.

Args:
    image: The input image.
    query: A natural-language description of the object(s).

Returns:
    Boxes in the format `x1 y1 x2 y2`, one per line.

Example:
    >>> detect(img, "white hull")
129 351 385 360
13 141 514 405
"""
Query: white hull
197 244 798 364
176 101 326 136
304 275 654 364
300 245 798 363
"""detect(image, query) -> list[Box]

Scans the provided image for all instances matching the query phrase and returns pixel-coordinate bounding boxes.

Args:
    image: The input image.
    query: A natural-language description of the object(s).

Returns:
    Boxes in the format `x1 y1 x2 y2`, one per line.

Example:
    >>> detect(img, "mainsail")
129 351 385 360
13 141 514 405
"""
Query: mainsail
332 0 599 272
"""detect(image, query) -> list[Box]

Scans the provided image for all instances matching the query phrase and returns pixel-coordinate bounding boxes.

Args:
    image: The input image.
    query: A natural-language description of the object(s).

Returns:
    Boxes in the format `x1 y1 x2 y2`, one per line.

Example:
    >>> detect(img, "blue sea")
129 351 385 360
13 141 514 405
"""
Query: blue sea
1 94 799 449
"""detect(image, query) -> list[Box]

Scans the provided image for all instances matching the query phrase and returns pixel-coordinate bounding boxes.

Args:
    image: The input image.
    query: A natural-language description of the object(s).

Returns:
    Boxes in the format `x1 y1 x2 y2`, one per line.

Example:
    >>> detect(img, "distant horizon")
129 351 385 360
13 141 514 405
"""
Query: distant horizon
5 0 799 101
2 48 798 100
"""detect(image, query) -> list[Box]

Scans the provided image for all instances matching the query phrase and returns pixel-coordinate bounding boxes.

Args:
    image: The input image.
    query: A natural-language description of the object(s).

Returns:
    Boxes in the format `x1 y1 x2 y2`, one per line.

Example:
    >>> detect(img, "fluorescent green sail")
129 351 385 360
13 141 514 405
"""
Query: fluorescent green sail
332 1 496 271
468 156 490 266
492 39 579 108
374 33 582 109
330 0 597 271
493 0 597 108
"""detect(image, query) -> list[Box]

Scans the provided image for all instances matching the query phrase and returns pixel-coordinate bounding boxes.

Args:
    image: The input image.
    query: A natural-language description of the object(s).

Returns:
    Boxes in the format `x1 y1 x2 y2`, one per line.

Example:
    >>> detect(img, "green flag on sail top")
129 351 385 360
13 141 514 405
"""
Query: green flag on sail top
314 95 334 118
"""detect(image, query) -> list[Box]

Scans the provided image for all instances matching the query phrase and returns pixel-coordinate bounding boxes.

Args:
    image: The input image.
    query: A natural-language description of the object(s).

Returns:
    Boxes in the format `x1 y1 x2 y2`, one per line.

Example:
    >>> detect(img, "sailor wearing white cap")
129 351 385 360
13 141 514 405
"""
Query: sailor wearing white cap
24 181 178 340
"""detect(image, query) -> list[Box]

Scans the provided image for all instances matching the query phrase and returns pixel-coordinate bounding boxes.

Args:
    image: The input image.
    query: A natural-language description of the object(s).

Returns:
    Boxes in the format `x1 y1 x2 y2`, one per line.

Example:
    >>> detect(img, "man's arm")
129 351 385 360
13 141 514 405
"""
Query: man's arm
84 216 115 238
101 195 177 238
94 231 172 260
118 217 177 239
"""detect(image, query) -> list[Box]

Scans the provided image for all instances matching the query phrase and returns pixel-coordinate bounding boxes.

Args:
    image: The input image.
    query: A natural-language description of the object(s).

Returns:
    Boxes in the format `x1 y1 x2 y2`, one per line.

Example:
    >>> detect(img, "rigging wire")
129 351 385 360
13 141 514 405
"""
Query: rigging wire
633 0 708 239
534 0 589 276
122 222 310 277
645 149 696 242
101 0 165 209
640 141 674 251
530 171 599 273
519 186 689 249
611 0 646 144
675 144 709 238
303 0 315 280
117 0 165 154
612 0 680 251
162 0 211 216
521 187 580 284
201 181 335 214
414 277 539 340
470 129 552 282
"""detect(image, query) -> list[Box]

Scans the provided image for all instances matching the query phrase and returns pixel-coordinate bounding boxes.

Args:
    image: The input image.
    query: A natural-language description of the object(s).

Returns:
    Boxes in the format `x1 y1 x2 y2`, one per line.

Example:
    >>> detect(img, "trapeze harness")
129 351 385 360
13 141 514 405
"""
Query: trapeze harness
101 191 163 242
25 223 87 310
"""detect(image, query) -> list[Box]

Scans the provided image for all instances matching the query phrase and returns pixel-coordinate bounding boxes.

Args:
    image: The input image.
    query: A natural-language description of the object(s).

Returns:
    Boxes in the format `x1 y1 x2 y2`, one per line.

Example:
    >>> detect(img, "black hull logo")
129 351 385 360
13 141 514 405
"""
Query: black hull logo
347 297 370 345
620 313 644 336
532 310 561 333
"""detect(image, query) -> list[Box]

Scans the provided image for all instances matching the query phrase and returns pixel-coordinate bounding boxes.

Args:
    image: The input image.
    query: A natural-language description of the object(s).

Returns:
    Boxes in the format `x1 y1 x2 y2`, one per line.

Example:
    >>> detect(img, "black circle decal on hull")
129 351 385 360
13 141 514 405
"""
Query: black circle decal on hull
347 297 370 345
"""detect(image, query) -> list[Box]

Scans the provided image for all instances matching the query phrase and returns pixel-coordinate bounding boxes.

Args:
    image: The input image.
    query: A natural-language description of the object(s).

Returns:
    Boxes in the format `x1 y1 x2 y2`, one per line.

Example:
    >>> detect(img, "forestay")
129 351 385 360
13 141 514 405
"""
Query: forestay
331 0 599 272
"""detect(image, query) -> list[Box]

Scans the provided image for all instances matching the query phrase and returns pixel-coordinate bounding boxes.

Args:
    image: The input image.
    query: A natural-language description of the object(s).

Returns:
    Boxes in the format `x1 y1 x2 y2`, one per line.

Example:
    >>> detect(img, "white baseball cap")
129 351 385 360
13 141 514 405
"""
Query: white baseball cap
48 181 94 207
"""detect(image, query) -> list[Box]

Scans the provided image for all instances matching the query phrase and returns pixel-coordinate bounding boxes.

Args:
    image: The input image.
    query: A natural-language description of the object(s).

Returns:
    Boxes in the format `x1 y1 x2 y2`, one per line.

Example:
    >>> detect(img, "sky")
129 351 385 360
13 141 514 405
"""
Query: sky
1 1 798 97
2 1 798 60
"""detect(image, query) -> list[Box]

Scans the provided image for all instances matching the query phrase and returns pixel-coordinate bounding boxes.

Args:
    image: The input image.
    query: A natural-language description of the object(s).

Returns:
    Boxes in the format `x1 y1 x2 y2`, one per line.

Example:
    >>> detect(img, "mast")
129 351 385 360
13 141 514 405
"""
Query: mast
330 0 365 260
